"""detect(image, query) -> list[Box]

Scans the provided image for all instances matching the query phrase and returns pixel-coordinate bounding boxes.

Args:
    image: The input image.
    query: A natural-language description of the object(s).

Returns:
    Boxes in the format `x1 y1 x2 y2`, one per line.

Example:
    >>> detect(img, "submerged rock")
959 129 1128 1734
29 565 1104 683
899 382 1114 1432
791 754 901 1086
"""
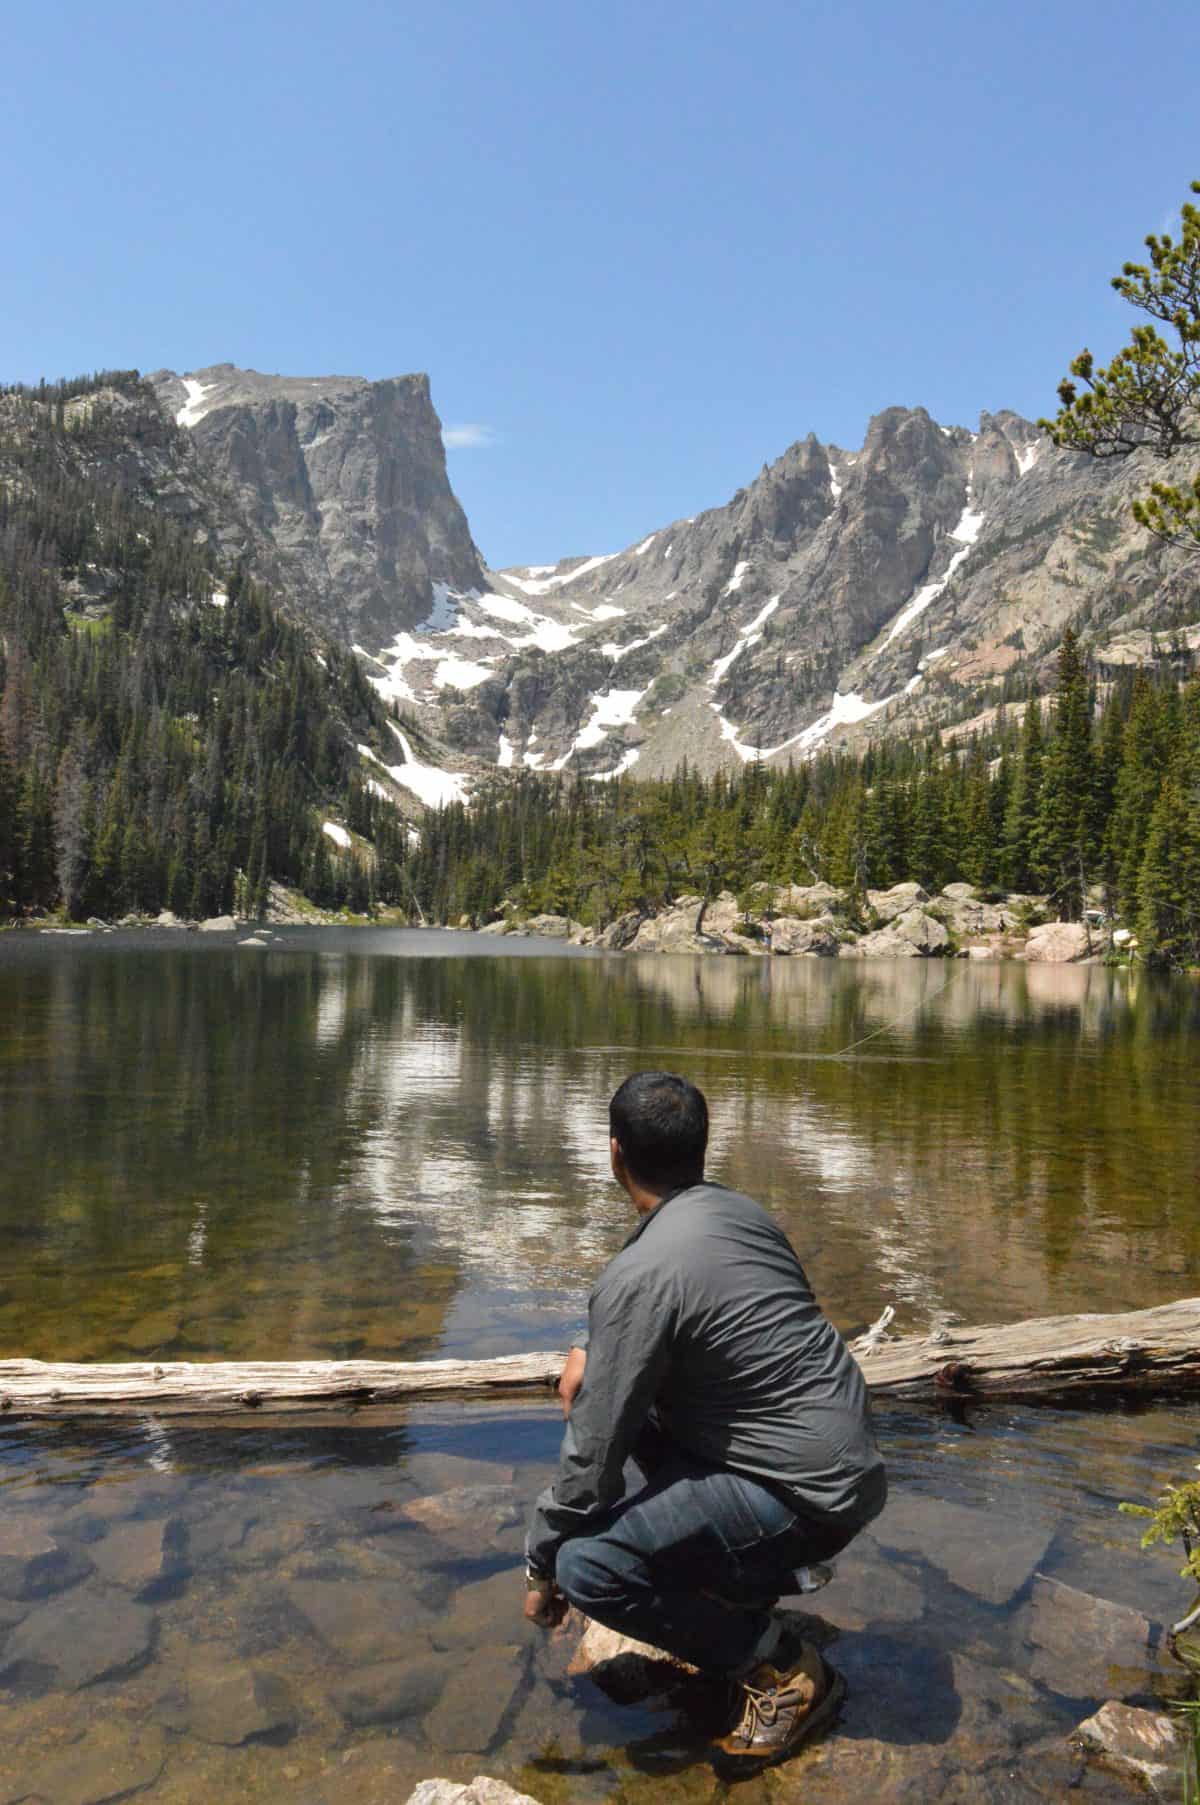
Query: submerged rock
422 1643 525 1753
159 1646 296 1745
1022 1574 1161 1699
871 1494 1054 1606
332 1654 449 1727
400 1484 525 1554
2 1593 156 1688
289 1578 433 1665
430 1566 523 1651
3 1723 166 1805
0 1519 91 1602
87 1518 179 1593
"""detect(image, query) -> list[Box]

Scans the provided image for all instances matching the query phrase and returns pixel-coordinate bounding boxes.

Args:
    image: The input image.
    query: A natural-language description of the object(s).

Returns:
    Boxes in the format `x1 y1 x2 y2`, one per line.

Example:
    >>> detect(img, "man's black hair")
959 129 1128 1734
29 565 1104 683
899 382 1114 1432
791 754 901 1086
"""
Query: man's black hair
609 1071 708 1190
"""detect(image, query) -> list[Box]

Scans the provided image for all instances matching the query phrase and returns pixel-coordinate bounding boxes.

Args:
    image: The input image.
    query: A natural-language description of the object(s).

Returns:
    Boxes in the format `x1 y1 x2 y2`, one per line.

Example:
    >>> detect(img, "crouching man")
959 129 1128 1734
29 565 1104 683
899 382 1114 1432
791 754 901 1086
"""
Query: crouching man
523 1071 886 1771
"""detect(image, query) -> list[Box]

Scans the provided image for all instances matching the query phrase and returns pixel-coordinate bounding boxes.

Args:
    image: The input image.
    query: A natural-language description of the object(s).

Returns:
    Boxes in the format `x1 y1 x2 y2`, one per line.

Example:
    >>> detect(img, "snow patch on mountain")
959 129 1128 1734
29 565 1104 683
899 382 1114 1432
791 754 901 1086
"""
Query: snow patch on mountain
710 595 781 685
552 687 644 768
571 601 625 621
422 581 459 632
502 553 619 596
884 495 985 647
590 748 641 780
381 723 470 807
721 560 750 597
322 821 352 849
433 654 493 690
603 623 669 661
711 682 904 764
175 378 214 429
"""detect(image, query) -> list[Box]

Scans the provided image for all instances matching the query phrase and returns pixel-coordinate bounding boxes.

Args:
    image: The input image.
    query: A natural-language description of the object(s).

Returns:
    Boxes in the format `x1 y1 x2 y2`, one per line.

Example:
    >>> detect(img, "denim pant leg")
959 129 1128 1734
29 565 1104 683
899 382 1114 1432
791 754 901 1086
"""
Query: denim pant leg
554 1452 801 1675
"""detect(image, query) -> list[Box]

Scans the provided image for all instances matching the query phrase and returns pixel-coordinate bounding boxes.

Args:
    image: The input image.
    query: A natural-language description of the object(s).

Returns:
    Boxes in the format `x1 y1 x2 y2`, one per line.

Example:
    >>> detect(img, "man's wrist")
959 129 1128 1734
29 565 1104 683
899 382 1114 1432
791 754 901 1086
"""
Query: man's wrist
525 1565 557 1593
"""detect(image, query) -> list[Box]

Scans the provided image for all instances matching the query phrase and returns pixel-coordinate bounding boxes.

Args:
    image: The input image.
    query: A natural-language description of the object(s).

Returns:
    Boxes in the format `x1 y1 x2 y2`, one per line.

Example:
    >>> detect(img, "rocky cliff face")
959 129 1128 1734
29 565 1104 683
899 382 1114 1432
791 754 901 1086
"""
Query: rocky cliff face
149 365 486 651
362 399 1199 781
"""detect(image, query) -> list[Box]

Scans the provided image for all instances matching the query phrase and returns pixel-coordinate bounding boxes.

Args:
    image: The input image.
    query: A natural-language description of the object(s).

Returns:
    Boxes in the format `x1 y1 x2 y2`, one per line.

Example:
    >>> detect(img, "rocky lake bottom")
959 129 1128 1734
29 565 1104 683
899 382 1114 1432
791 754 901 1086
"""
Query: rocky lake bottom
2 1398 1198 1804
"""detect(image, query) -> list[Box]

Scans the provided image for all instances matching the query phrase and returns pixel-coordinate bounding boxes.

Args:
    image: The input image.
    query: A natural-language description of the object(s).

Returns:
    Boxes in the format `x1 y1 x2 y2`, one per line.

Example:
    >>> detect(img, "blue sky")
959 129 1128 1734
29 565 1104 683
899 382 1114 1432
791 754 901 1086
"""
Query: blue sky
4 0 1198 568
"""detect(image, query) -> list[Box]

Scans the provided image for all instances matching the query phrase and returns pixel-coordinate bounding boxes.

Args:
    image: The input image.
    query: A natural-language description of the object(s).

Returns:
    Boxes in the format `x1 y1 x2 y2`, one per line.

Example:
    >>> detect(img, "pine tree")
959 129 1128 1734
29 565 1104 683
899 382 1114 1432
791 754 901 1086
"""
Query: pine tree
1032 628 1094 916
1002 695 1044 891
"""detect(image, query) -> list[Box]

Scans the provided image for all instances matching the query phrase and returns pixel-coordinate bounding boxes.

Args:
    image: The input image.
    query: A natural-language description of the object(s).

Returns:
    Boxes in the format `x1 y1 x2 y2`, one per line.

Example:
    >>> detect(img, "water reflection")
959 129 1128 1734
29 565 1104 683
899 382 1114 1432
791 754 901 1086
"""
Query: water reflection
1 933 1198 1365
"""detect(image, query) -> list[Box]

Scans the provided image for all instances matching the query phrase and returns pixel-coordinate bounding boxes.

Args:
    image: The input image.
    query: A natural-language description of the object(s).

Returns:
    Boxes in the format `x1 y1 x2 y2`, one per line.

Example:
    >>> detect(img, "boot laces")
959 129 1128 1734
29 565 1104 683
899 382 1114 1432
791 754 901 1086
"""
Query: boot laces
734 1676 807 1738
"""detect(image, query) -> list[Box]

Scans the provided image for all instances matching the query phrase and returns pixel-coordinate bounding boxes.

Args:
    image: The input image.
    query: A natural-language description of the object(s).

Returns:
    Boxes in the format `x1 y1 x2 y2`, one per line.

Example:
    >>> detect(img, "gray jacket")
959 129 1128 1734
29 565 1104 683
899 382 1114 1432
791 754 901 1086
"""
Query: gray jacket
527 1180 885 1577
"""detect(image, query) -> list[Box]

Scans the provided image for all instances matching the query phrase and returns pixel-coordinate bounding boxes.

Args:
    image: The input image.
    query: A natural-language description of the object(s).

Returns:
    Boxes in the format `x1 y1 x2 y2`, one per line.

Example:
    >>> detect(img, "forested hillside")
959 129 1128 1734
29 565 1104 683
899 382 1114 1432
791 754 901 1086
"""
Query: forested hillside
0 373 405 920
409 630 1200 966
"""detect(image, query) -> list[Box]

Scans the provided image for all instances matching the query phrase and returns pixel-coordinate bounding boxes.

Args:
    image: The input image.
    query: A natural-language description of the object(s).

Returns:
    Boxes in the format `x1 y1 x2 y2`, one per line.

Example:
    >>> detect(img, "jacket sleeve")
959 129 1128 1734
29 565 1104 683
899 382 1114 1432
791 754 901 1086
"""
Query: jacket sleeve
525 1262 676 1578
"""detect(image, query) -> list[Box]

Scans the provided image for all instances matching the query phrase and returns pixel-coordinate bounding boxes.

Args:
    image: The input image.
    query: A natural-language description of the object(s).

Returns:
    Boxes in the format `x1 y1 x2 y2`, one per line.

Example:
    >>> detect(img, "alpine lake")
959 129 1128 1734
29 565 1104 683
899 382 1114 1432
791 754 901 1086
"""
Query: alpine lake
1 928 1199 1804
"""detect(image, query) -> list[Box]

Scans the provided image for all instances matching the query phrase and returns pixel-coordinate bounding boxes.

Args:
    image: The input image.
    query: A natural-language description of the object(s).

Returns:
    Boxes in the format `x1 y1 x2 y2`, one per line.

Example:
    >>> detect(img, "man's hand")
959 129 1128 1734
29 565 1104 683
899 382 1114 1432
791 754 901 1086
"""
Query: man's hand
523 1578 569 1630
558 1345 587 1418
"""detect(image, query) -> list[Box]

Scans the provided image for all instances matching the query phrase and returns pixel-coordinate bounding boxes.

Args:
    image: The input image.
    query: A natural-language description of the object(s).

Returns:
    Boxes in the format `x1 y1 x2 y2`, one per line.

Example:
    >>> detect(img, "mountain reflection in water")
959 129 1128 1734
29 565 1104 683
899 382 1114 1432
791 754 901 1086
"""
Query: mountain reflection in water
1 931 1196 1364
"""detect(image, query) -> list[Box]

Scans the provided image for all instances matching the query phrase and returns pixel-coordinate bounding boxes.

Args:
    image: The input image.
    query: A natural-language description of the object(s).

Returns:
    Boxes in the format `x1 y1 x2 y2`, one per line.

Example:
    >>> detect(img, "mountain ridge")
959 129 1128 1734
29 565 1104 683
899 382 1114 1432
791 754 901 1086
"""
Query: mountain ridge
358 397 1197 791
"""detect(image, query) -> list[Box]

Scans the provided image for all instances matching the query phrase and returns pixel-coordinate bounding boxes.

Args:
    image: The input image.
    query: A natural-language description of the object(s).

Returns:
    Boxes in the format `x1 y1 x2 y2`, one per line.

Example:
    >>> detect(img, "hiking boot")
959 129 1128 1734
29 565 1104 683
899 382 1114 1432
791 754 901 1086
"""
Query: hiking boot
711 1643 845 1769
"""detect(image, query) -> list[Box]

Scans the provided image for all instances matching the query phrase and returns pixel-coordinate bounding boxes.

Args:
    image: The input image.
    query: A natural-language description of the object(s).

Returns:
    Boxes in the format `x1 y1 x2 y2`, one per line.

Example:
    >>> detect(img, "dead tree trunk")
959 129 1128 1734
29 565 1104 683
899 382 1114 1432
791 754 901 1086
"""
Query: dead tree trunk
0 1298 1197 1419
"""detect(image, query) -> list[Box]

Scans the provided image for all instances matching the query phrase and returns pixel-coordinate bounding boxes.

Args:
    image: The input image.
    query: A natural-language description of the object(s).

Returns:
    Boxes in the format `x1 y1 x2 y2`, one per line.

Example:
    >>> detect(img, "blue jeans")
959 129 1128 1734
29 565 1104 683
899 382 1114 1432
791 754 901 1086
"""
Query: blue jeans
553 1430 861 1675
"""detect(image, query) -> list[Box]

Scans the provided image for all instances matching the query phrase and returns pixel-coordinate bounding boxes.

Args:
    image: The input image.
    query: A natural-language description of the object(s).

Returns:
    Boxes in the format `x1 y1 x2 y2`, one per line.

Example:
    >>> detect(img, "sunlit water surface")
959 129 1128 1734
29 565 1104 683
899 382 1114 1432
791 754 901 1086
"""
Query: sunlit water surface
1 930 1198 1802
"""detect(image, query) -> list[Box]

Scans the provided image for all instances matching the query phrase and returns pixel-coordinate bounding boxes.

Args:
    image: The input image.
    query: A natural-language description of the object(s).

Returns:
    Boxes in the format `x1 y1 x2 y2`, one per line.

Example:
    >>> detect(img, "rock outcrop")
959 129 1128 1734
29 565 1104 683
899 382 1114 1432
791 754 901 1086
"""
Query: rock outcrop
841 908 952 959
150 364 486 650
1073 1700 1185 1797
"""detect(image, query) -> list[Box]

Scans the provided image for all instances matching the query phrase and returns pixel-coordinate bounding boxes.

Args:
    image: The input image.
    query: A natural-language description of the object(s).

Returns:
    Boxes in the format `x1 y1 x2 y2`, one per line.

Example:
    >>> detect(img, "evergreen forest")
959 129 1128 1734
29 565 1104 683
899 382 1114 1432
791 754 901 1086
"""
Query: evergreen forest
2 375 1199 967
0 373 399 921
405 632 1200 967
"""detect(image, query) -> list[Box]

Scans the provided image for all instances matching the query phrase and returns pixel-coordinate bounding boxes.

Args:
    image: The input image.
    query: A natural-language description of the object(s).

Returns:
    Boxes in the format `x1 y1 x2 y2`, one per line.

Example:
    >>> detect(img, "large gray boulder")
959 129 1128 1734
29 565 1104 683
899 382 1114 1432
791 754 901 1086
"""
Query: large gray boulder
769 913 842 956
524 914 581 940
842 907 951 958
933 889 1020 935
768 882 849 918
595 911 643 950
1022 921 1092 963
867 882 931 924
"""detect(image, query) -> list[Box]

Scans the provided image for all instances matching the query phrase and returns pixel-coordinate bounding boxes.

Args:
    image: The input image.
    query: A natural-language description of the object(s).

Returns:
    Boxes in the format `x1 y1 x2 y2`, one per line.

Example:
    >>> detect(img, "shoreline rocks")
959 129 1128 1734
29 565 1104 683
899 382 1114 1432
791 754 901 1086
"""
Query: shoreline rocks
16 878 1136 963
483 884 1124 963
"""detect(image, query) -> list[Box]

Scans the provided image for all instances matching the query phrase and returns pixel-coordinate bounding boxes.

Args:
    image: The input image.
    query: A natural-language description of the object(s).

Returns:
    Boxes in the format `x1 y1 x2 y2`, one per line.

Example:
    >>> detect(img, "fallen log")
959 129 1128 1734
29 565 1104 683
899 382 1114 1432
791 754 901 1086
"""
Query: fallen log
0 1297 1197 1419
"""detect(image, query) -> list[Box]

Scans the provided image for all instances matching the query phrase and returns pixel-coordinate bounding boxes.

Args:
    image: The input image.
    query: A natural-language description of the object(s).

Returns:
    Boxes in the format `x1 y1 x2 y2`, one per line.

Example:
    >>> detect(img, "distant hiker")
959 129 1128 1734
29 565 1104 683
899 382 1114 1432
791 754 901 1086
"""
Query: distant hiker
523 1071 886 1770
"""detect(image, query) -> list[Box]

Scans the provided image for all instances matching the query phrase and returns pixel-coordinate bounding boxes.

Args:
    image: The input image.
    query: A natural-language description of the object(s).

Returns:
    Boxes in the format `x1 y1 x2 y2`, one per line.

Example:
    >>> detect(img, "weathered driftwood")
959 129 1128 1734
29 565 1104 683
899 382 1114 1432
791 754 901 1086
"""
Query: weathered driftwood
0 1298 1197 1419
859 1295 1200 1402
